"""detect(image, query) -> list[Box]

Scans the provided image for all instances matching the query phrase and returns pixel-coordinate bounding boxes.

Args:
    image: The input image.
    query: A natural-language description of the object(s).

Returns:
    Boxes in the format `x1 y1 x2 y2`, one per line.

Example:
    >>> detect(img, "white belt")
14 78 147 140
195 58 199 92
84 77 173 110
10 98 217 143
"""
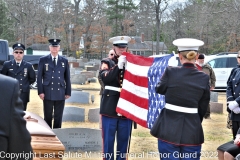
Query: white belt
165 103 198 114
105 86 121 92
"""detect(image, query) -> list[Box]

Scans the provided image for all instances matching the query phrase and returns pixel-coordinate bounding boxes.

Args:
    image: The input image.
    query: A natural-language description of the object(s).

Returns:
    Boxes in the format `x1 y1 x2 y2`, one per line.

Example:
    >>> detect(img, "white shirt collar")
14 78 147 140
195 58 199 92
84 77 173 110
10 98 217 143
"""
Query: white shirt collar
51 55 58 61
15 60 22 65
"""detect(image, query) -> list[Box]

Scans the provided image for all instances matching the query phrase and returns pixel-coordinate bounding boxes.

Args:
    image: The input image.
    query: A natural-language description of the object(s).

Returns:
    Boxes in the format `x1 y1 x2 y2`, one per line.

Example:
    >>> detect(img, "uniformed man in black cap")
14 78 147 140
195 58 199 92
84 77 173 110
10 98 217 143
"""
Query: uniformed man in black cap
37 39 71 129
1 43 36 111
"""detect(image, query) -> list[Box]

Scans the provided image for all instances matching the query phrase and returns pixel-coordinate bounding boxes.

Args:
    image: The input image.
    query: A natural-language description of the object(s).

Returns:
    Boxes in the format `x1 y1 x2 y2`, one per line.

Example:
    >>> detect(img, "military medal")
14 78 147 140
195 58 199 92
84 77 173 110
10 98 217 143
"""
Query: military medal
45 64 49 71
24 68 27 76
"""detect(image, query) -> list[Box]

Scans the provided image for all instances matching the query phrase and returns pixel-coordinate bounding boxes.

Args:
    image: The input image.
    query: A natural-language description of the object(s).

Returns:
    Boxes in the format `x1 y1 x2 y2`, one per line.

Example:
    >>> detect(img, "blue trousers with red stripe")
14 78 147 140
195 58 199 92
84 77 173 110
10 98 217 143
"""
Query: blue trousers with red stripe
101 115 132 160
158 139 201 160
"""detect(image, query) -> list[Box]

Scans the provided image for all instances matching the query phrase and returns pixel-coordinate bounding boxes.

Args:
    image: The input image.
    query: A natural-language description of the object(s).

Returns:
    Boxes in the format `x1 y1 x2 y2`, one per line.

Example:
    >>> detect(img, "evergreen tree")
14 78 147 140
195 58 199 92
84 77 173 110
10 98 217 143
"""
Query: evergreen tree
0 0 14 41
106 0 137 36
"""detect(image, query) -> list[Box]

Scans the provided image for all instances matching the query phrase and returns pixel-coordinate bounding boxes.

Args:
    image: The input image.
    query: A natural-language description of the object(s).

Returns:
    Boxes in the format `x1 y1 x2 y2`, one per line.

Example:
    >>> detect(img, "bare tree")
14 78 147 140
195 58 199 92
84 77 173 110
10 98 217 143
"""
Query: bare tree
153 0 170 55
6 0 43 45
80 0 102 58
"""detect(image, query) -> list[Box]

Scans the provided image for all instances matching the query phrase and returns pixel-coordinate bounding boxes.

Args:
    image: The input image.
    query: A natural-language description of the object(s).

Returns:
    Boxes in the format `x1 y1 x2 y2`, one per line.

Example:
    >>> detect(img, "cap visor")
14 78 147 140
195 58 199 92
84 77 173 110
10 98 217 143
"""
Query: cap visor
50 44 59 47
113 44 127 48
14 47 24 51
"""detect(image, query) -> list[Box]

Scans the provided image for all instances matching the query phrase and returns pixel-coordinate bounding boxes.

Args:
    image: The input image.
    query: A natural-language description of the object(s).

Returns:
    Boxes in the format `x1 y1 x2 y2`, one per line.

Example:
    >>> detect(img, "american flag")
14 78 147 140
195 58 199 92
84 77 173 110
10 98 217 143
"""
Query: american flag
116 52 173 129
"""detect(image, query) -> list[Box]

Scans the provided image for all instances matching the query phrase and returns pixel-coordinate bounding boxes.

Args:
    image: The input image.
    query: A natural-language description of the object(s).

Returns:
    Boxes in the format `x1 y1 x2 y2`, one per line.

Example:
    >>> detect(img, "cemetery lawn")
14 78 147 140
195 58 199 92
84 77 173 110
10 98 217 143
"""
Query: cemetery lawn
27 82 231 160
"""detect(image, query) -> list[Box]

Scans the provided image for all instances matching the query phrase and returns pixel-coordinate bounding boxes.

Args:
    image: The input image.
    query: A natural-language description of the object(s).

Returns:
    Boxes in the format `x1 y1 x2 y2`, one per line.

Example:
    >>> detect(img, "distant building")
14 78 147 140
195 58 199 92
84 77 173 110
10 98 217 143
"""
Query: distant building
128 33 168 57
26 44 63 55
80 33 168 59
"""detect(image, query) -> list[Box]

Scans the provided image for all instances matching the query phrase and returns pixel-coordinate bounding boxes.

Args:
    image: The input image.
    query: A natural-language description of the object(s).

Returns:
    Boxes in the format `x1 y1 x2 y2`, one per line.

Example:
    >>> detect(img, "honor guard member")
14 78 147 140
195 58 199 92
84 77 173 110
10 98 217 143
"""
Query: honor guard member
150 38 210 160
1 43 36 111
37 39 71 129
100 36 132 160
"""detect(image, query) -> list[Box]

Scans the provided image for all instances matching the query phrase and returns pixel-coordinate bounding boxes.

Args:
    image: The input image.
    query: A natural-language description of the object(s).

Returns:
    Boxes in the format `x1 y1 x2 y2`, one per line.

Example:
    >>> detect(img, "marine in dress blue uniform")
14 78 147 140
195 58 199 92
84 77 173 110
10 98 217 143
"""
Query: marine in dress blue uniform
100 36 132 160
37 39 71 129
1 43 36 111
150 38 210 160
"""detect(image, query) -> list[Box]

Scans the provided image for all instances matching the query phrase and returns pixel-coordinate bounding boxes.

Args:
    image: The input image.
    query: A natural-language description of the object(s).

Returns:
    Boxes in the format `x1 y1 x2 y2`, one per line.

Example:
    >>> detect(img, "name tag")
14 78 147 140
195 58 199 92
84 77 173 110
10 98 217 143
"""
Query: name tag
9 69 13 70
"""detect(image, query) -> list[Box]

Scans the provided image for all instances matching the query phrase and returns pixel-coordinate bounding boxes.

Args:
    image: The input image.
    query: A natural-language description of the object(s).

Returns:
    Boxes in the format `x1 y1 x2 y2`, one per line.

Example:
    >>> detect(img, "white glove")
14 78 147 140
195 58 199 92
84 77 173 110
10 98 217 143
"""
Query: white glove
228 101 239 110
234 134 240 144
118 55 126 69
168 56 178 67
117 113 122 116
233 107 240 114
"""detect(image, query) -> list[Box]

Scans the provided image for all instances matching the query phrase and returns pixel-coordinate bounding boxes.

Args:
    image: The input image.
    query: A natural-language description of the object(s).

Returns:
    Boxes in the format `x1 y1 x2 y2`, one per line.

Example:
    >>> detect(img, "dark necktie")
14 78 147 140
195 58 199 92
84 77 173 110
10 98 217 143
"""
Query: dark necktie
53 58 56 67
16 62 20 68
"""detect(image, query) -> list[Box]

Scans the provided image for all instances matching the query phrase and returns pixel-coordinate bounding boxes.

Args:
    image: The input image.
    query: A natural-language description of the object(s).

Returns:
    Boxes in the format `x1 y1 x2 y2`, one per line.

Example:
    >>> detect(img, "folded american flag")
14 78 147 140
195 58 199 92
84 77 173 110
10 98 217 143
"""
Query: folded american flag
116 52 173 129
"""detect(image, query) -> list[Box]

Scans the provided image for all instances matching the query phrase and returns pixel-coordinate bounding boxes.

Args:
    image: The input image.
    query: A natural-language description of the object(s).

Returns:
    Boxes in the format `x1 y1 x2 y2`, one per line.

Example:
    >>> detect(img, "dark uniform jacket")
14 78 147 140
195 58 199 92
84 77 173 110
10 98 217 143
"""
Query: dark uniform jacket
151 63 210 145
100 58 124 118
0 74 33 158
226 65 240 121
98 58 116 95
1 59 36 103
37 54 71 100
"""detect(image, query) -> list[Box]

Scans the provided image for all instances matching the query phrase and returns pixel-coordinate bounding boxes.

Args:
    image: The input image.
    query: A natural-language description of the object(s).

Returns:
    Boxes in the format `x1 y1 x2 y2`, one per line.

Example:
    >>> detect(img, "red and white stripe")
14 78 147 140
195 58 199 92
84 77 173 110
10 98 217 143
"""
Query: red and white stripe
116 52 154 128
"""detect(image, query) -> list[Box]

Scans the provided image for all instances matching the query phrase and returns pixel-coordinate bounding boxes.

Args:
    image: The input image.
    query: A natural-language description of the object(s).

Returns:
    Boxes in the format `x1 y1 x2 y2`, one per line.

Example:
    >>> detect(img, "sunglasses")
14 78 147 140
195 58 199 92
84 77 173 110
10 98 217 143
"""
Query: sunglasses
237 57 240 59
14 51 23 54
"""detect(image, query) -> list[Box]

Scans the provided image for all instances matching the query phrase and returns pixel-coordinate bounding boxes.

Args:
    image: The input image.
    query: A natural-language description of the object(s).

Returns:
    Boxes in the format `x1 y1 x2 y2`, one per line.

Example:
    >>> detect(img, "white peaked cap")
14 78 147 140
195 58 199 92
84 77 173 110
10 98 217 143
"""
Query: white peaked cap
173 38 204 51
109 36 131 45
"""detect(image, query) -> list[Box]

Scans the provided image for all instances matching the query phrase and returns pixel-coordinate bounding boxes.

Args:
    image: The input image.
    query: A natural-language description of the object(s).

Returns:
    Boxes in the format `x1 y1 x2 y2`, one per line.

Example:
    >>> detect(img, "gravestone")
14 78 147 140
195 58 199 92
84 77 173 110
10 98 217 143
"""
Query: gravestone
62 106 85 122
84 62 95 66
88 108 100 122
87 77 97 83
53 128 102 151
71 74 87 84
95 64 100 69
74 68 83 74
69 62 80 68
96 70 99 78
77 59 85 68
210 102 223 114
210 92 218 102
80 71 95 79
67 57 77 62
70 68 76 75
86 65 100 71
66 90 89 104
81 58 88 62
91 59 101 64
